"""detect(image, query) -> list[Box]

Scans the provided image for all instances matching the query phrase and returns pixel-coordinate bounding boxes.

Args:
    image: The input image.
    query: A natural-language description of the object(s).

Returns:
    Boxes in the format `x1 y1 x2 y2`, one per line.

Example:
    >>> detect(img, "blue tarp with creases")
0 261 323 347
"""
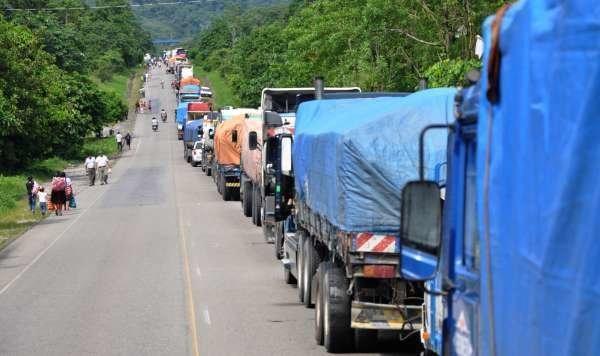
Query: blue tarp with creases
176 103 187 126
181 84 200 94
477 1 600 355
293 88 456 233
183 119 203 143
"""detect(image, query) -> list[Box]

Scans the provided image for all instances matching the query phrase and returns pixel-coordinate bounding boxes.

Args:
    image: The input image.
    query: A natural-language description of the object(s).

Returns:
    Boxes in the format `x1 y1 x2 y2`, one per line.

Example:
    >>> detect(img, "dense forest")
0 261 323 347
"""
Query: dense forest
190 0 507 107
0 0 152 169
131 0 288 41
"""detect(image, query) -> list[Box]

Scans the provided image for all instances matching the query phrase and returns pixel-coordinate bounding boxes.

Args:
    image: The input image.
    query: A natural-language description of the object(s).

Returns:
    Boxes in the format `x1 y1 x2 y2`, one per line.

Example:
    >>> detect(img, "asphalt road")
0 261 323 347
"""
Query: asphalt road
0 68 409 356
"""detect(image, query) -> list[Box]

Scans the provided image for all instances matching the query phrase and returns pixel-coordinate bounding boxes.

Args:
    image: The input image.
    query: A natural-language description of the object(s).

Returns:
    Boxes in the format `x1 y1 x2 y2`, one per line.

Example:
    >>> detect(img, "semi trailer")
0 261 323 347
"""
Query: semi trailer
276 88 455 352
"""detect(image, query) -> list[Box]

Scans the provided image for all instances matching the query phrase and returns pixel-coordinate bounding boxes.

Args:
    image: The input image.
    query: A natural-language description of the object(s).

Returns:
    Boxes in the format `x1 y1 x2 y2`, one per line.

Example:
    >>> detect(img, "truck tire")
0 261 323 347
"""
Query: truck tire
242 181 252 217
297 231 306 303
354 329 378 352
252 184 262 227
217 174 223 195
315 261 333 345
323 266 352 353
222 177 231 201
284 263 297 285
301 236 320 308
275 222 284 260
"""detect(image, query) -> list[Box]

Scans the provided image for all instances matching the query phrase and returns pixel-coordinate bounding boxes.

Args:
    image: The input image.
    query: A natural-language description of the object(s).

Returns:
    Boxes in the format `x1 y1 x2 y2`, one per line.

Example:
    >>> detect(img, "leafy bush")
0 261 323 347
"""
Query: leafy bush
424 59 482 88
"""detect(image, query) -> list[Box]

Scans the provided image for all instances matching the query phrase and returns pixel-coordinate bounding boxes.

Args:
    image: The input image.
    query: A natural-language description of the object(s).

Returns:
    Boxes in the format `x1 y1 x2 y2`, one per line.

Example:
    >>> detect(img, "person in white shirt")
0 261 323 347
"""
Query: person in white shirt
95 154 110 185
37 187 48 216
116 131 123 152
85 156 96 186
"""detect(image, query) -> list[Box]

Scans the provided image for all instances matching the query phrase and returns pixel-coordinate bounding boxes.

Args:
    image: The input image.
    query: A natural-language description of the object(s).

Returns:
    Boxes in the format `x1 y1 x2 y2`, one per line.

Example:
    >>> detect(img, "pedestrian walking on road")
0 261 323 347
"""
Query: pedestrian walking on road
116 131 123 152
25 176 38 213
96 154 110 185
85 156 96 186
125 133 132 150
64 174 73 211
50 172 67 216
37 187 48 216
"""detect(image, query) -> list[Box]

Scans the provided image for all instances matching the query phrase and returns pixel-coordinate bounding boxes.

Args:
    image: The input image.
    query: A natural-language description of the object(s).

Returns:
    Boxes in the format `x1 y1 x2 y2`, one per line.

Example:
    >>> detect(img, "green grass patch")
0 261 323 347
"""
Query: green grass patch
92 73 130 103
193 66 241 109
80 137 119 160
0 199 45 250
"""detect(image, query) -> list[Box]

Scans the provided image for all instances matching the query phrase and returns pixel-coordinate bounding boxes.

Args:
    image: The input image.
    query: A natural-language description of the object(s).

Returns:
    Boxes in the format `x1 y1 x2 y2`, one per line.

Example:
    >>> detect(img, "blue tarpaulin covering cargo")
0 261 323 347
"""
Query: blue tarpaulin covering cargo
293 88 456 233
183 120 203 143
181 84 200 94
478 1 600 355
176 103 187 126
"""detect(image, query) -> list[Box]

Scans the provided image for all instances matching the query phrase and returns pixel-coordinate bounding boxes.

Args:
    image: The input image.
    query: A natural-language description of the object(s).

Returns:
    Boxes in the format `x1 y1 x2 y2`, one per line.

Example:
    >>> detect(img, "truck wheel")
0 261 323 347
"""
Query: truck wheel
242 181 252 217
275 222 284 260
301 236 320 308
217 174 223 195
297 231 306 303
252 184 262 227
354 329 378 352
315 261 333 345
323 266 352 353
284 263 297 285
222 178 231 201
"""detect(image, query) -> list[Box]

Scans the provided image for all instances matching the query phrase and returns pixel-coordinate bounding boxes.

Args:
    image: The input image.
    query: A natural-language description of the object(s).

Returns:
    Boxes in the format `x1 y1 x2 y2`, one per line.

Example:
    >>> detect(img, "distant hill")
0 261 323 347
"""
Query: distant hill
131 0 289 42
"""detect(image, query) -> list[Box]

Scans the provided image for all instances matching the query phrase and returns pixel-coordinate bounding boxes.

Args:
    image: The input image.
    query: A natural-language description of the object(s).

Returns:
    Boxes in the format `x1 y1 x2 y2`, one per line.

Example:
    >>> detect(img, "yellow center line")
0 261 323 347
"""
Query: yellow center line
179 210 201 356
164 71 200 356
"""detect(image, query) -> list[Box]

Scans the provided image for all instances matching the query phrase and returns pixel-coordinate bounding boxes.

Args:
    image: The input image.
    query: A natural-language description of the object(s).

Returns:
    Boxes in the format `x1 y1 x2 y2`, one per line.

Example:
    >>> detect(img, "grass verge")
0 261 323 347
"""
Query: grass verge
193 67 241 109
0 157 69 249
0 69 139 250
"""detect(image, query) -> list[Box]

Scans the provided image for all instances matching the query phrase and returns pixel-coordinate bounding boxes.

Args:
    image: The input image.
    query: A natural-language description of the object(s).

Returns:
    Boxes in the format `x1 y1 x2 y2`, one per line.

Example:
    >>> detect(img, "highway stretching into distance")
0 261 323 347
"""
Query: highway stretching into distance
0 69 405 356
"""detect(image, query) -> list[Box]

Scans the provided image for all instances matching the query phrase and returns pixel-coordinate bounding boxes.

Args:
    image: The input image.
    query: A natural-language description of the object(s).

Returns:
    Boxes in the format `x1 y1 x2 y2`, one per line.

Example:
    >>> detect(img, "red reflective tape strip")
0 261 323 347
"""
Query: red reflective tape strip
355 233 374 250
372 236 396 253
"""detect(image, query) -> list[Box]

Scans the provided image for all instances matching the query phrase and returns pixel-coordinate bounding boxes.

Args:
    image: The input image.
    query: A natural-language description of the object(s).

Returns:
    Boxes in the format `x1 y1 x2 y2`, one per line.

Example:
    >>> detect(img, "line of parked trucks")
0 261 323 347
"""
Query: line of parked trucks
166 2 599 353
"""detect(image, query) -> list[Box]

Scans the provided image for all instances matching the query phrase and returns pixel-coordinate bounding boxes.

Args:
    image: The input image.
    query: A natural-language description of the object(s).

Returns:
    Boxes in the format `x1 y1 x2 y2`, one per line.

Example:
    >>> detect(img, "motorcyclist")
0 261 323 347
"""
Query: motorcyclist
160 109 167 122
152 117 158 130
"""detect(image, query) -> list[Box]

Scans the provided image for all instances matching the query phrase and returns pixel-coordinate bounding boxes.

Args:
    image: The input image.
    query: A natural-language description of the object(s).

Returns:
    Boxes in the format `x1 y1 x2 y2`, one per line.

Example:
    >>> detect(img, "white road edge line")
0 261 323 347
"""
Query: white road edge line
0 186 109 296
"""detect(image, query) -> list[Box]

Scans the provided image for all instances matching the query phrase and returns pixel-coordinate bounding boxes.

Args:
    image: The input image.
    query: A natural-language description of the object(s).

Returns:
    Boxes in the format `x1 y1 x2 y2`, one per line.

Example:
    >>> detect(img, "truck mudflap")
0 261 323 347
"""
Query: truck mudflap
351 301 422 330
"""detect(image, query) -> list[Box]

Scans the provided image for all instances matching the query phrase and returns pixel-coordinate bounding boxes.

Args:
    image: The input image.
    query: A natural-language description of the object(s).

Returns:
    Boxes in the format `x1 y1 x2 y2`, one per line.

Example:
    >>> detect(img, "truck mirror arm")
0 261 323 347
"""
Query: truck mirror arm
419 124 455 180
422 277 455 296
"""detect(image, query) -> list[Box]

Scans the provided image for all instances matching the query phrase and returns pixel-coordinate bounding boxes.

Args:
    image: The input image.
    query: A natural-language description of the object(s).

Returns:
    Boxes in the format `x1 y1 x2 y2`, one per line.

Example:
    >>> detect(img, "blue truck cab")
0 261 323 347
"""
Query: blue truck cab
176 102 188 140
399 1 600 355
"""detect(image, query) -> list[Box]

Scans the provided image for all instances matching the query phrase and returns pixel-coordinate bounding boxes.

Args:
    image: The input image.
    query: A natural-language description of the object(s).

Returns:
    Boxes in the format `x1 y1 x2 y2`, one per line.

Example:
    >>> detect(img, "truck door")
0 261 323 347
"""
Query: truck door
449 125 479 356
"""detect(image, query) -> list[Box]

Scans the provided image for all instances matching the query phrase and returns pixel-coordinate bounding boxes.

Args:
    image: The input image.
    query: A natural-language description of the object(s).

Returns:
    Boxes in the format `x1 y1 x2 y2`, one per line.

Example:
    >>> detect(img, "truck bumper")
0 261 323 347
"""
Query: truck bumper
351 301 422 330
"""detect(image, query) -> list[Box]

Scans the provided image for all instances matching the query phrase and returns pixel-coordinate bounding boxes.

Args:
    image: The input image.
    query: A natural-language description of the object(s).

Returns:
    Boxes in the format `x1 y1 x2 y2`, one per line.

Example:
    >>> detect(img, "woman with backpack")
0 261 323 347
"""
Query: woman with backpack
50 171 67 216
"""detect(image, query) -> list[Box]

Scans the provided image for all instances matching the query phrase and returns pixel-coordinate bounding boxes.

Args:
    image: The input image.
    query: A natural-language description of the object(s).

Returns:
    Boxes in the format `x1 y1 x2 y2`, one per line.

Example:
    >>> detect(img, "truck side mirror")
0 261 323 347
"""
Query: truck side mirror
232 130 238 143
248 131 258 150
264 111 283 127
281 136 292 175
399 181 442 280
